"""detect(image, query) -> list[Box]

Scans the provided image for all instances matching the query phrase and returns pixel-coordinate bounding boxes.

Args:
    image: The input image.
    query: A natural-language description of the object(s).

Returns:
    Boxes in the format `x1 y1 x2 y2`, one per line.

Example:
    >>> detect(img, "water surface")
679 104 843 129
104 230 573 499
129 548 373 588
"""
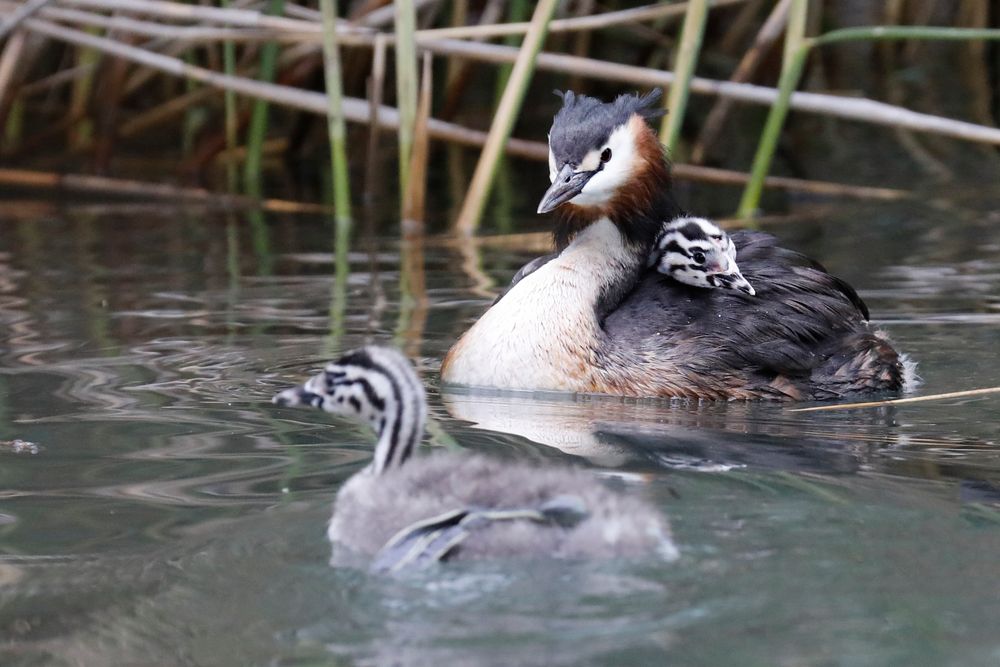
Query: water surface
1 193 1000 665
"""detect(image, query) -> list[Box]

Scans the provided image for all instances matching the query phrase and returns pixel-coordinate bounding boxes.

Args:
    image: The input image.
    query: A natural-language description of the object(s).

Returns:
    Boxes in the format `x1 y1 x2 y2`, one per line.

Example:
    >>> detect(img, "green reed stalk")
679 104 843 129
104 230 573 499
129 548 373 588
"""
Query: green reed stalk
737 20 1000 219
454 0 559 234
394 0 419 210
68 39 99 150
244 0 285 198
326 199 350 357
319 0 352 226
736 0 808 220
661 0 708 155
4 98 23 150
181 50 202 156
219 1 238 193
814 25 1000 47
248 208 273 276
494 0 531 96
489 0 530 235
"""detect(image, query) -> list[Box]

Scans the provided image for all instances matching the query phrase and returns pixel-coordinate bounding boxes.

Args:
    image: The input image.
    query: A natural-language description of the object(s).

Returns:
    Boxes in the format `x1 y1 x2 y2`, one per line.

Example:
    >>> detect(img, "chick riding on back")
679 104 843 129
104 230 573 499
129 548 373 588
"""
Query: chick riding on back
651 216 755 296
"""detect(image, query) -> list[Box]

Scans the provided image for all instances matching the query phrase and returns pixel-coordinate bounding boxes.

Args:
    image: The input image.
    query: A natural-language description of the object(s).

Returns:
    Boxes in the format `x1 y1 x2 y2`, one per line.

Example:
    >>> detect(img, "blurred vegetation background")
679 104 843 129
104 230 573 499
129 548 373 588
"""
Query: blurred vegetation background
0 0 998 232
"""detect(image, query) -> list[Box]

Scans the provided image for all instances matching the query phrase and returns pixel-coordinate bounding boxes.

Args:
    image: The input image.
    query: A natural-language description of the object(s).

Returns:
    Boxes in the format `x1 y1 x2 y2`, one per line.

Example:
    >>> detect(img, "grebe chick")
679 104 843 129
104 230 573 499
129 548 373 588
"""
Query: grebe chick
273 346 677 571
651 216 755 296
442 90 909 400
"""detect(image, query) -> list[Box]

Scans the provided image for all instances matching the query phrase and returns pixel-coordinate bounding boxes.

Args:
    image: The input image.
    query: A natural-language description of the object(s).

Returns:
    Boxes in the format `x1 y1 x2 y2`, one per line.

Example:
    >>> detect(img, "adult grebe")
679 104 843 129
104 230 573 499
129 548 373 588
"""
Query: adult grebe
442 90 909 400
273 346 677 571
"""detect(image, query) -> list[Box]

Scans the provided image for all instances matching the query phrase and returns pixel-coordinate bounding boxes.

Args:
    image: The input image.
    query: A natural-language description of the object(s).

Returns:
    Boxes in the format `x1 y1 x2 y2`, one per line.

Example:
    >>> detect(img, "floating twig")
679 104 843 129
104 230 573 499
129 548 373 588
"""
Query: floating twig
788 387 1000 413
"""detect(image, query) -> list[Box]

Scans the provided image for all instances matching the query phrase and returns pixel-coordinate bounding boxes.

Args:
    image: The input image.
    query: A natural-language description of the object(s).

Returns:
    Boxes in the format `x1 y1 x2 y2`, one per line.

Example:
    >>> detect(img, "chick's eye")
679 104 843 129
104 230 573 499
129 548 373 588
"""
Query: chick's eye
600 148 612 163
692 251 706 265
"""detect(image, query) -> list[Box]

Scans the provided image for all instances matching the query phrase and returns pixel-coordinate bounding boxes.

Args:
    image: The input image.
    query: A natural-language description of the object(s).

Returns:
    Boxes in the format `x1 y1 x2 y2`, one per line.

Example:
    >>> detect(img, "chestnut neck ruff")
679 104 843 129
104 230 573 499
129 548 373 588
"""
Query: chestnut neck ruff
553 119 681 253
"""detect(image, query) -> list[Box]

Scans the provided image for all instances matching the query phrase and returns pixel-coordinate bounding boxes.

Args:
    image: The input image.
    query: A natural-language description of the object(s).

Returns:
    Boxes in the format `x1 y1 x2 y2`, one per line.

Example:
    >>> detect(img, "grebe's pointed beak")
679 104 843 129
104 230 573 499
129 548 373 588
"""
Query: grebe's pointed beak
537 164 592 214
732 271 756 296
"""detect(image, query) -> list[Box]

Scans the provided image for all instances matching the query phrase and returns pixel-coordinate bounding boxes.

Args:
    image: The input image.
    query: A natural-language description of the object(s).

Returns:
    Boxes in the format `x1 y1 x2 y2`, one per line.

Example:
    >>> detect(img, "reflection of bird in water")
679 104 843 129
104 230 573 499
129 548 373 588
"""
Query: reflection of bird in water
442 90 912 400
273 346 677 571
440 389 906 476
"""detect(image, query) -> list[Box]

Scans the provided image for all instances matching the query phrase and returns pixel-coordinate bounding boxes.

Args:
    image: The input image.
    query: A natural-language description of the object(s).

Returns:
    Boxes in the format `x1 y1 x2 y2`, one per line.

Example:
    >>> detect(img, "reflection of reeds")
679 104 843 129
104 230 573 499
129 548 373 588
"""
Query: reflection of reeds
2 1 1000 223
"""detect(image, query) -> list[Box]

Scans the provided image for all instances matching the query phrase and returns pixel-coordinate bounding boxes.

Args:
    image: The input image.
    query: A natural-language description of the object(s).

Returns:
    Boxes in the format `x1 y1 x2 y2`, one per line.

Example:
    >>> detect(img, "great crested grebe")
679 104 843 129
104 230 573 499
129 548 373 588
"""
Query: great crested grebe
273 346 677 571
441 90 910 400
651 216 754 296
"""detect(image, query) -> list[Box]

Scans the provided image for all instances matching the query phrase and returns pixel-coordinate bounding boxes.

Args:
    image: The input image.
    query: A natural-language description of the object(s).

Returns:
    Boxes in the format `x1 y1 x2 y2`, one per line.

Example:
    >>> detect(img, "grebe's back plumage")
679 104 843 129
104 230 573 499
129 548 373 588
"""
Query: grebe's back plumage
442 90 908 400
273 346 676 569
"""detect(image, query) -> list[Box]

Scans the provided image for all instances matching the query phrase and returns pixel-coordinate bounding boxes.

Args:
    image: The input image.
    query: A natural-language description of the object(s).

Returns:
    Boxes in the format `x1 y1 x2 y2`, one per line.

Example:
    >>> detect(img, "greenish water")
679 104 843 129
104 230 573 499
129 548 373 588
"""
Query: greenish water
1 192 1000 666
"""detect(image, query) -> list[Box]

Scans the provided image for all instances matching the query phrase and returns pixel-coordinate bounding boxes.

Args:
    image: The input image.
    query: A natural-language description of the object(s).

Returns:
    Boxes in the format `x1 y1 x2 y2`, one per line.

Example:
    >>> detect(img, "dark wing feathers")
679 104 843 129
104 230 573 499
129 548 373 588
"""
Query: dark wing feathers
604 230 901 399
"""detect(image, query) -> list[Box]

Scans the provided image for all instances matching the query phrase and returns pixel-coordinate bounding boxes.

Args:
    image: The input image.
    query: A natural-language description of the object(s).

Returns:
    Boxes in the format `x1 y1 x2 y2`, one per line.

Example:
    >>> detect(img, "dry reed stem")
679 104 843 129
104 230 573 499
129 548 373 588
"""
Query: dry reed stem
16 17 911 202
10 14 919 204
0 0 52 40
119 85 216 137
0 167 330 213
439 0 504 120
416 0 748 41
15 4 1000 148
0 28 26 110
788 387 1000 413
692 0 791 163
17 63 94 97
424 39 1000 147
16 0 746 42
454 0 558 234
394 0 419 208
402 51 432 233
60 0 309 31
363 33 386 203
348 0 437 29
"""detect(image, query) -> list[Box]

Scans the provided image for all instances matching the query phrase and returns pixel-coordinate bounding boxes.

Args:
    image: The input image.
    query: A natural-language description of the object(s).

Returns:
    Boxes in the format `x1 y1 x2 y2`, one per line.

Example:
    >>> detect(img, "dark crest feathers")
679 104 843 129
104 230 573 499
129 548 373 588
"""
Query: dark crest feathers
549 90 665 167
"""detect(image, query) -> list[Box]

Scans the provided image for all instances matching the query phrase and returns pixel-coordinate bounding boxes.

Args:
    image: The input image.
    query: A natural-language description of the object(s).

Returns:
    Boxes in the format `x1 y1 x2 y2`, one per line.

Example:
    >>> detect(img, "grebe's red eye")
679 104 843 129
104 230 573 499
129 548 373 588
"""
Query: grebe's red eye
600 148 612 163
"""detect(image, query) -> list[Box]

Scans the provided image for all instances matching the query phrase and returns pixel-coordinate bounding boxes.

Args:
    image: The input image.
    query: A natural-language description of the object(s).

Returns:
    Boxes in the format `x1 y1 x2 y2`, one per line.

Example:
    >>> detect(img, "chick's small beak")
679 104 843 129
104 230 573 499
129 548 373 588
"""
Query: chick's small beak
732 273 756 296
537 164 592 214
273 375 325 409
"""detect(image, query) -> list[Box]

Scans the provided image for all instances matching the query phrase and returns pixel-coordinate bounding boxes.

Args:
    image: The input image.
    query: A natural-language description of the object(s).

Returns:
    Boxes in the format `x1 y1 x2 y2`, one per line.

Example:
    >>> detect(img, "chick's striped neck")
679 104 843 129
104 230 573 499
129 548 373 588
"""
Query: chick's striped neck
314 349 426 475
